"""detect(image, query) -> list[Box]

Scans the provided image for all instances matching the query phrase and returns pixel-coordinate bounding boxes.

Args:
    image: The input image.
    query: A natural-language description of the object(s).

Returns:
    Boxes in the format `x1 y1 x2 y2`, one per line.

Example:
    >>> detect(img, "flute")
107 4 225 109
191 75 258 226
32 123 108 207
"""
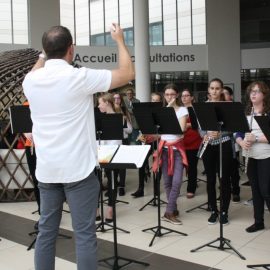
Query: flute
197 136 211 159
244 107 254 174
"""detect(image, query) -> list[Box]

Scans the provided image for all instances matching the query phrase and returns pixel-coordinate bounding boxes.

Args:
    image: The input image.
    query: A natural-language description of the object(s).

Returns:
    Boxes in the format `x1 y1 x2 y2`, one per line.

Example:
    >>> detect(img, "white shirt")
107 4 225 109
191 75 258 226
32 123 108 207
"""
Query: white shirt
161 107 188 142
242 115 270 159
23 59 111 183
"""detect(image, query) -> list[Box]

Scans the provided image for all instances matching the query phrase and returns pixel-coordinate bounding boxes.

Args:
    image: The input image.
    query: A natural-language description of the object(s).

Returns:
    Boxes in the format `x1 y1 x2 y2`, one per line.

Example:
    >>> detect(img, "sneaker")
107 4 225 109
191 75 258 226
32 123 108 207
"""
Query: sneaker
173 209 179 217
232 194 240 203
246 223 264 233
220 212 229 225
244 199 253 206
162 212 182 225
208 211 218 225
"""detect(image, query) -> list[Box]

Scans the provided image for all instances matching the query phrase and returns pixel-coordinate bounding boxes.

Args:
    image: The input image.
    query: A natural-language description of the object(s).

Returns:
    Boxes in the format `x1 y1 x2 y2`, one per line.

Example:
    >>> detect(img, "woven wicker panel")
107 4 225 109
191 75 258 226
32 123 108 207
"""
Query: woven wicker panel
0 49 39 201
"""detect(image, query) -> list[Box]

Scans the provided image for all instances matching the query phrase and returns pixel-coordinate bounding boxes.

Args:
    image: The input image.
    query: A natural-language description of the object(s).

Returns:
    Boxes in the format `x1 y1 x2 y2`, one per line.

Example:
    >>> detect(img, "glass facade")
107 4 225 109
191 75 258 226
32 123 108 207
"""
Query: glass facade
0 0 28 44
59 0 206 46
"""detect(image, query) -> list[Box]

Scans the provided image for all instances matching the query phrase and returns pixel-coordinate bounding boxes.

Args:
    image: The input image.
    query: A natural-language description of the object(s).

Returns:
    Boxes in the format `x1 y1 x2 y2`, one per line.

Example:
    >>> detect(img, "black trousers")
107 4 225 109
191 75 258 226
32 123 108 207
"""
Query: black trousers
25 146 40 213
186 149 199 194
202 140 233 213
247 157 270 224
231 152 240 196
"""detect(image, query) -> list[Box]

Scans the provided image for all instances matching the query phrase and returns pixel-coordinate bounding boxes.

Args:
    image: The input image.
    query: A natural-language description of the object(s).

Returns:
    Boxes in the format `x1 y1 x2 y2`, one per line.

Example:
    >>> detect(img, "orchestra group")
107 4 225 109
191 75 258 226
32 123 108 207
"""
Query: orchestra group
96 79 270 232
21 24 269 269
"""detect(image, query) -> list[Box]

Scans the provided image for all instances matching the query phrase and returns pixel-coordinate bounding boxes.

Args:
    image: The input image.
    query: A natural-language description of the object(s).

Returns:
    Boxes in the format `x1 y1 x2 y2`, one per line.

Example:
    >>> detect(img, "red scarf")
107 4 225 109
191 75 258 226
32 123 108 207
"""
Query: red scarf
152 139 188 176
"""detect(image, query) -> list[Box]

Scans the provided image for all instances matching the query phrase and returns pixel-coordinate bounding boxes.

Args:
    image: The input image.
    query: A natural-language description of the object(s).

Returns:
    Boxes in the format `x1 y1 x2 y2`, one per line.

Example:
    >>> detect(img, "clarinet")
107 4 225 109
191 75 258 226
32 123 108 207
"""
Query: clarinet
244 107 254 174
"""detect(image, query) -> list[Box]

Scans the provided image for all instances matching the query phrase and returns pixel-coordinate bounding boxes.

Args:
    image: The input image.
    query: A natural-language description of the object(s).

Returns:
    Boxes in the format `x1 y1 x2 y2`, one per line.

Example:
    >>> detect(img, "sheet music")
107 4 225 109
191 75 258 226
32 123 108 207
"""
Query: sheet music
97 145 119 163
111 145 151 168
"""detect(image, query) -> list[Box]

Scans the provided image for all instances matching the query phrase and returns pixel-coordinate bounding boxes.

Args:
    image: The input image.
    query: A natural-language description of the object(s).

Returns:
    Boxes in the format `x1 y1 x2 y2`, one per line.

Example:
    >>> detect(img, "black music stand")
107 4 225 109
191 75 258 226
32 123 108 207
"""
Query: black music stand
94 111 129 234
132 102 167 210
9 105 72 250
99 145 150 269
246 115 270 270
133 105 188 246
190 102 248 260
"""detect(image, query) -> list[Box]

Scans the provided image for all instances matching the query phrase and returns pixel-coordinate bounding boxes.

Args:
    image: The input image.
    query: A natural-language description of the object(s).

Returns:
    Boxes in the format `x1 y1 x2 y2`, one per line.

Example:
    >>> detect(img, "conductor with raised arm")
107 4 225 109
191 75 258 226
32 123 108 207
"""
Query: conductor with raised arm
22 24 134 270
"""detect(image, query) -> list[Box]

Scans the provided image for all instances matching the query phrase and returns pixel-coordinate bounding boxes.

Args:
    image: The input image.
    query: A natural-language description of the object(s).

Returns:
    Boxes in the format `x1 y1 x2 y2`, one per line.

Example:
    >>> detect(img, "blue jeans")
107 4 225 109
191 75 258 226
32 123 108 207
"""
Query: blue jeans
162 150 184 214
35 171 100 270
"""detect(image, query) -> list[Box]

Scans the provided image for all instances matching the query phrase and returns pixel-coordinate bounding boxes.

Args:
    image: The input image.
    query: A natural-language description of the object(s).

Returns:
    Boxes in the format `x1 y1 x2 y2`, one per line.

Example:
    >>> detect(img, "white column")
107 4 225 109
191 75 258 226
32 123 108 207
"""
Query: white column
28 0 60 50
206 0 241 101
133 0 151 102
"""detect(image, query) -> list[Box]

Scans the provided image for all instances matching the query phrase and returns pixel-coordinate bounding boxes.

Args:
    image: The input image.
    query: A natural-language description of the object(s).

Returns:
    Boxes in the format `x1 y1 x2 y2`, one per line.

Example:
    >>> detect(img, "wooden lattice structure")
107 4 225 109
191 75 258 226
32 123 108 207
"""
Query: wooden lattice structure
0 48 39 201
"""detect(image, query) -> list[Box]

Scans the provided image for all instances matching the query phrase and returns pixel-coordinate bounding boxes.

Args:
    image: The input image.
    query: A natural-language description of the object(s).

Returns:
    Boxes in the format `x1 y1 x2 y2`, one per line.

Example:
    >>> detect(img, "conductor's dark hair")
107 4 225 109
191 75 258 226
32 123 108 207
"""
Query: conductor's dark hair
42 26 73 59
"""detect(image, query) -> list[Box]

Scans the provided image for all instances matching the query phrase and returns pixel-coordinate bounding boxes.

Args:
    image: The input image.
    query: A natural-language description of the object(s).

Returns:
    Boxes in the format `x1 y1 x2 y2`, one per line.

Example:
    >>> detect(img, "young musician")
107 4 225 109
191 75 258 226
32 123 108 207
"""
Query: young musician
153 84 188 225
113 92 132 196
181 89 202 198
200 78 233 225
236 81 270 233
98 93 132 222
132 92 163 197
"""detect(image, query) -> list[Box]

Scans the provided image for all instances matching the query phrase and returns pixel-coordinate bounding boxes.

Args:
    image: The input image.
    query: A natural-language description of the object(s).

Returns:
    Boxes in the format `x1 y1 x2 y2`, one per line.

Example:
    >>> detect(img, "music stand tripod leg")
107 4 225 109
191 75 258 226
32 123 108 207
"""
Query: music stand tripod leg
95 168 116 233
247 264 270 269
190 128 246 260
139 172 167 211
99 173 149 269
142 170 187 247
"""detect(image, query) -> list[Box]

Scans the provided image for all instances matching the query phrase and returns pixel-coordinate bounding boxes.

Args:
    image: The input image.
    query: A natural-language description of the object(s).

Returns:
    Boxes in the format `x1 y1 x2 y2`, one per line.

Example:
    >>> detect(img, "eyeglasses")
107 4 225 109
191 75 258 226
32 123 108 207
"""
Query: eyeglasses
181 94 191 98
250 89 262 95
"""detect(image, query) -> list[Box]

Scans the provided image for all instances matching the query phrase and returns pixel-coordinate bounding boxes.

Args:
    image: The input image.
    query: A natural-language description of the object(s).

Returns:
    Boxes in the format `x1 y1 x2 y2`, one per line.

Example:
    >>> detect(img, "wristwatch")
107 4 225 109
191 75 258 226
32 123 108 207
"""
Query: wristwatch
255 135 259 143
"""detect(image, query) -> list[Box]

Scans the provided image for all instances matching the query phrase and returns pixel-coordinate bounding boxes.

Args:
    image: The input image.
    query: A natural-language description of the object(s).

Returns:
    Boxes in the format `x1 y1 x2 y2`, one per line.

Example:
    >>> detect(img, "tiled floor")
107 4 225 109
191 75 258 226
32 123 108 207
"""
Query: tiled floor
0 160 269 270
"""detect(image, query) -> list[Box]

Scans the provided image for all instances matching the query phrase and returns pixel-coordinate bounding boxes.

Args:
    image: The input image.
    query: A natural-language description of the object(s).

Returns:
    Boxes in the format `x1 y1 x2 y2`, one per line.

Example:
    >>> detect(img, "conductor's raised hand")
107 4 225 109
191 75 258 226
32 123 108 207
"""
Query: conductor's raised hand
110 23 124 43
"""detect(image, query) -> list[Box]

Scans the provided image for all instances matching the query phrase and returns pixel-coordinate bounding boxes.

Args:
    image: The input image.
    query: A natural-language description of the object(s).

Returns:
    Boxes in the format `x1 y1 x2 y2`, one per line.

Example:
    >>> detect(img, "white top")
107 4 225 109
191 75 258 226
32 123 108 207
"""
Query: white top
161 107 188 142
23 59 111 183
242 115 270 159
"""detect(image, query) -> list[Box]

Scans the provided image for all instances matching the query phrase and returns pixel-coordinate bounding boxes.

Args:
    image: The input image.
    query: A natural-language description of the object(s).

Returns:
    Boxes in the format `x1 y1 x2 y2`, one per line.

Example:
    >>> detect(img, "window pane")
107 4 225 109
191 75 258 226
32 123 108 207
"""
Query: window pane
13 0 28 44
90 0 104 45
150 23 162 45
149 0 162 24
178 0 191 45
60 0 75 40
75 0 89 45
105 0 118 30
192 0 206 44
119 0 133 29
163 0 177 45
0 0 12 43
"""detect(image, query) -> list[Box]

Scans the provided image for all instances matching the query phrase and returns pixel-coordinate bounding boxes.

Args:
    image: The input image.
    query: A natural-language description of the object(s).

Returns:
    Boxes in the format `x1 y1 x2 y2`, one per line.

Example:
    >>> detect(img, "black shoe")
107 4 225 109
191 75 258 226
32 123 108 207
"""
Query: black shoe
119 187 125 196
131 189 144 198
232 194 240 203
246 223 264 233
105 218 113 223
104 191 109 197
96 215 101 221
208 211 218 225
220 212 229 225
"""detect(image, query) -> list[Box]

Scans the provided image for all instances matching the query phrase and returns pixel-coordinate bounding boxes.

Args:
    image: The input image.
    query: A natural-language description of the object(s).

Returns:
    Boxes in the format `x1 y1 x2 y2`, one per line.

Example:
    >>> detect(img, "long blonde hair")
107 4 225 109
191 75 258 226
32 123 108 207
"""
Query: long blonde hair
99 93 115 112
